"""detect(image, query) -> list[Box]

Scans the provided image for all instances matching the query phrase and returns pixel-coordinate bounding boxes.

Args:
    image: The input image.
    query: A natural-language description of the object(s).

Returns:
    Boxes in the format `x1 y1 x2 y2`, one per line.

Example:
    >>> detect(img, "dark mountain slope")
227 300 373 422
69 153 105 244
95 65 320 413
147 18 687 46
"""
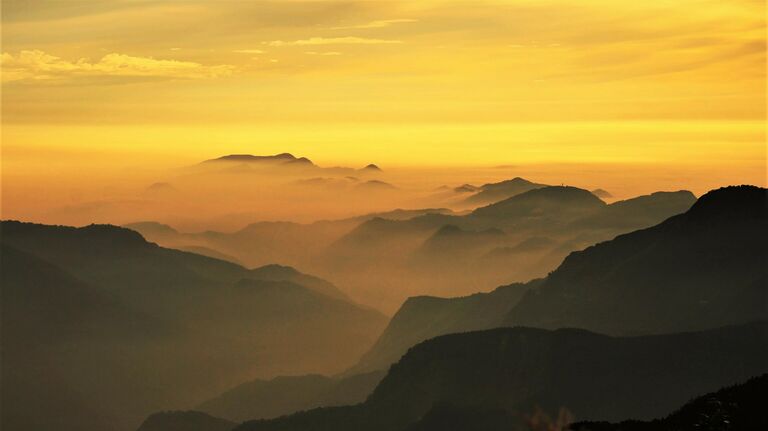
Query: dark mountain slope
505 185 768 335
247 264 348 300
571 374 768 431
236 322 768 431
0 221 387 431
1 245 196 431
137 411 236 431
346 282 533 375
198 371 385 423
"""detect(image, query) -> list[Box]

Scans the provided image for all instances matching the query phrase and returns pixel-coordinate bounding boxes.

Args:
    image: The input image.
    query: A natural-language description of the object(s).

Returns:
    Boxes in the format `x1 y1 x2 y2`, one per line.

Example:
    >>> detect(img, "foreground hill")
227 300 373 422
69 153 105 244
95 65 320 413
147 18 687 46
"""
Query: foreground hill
235 322 768 431
571 374 768 431
505 185 768 335
0 221 386 431
137 411 235 431
346 282 533 375
197 371 385 423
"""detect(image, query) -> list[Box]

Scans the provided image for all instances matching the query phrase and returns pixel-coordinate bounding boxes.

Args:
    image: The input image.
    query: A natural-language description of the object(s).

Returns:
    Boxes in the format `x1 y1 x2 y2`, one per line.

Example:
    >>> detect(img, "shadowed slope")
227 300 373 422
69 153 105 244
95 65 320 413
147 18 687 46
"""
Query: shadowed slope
505 185 767 335
236 322 768 431
571 374 768 431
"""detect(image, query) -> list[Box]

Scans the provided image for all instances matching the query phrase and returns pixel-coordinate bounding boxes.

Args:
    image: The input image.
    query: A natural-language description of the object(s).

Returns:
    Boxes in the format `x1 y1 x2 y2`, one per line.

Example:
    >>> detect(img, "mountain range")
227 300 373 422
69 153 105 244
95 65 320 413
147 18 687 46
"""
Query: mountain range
236 322 768 431
0 221 386 431
345 185 766 375
174 183 693 311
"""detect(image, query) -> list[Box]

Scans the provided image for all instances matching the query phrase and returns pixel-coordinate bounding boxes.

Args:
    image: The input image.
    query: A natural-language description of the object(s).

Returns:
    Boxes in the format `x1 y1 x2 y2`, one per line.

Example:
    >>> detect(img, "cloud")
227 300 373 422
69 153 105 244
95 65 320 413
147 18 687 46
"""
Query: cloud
1 50 235 82
305 51 343 56
233 49 265 54
264 37 402 47
330 18 417 30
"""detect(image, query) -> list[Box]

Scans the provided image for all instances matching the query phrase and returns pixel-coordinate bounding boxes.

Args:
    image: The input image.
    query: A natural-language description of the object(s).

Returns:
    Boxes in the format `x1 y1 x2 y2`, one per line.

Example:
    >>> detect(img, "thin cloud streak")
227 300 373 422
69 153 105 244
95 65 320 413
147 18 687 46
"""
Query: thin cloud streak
330 18 417 30
1 50 235 82
264 37 403 47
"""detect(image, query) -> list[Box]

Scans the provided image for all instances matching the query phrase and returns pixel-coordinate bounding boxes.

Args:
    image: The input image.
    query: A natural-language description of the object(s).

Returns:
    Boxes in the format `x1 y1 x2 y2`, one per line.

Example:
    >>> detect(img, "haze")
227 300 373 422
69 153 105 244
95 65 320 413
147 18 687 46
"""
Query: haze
2 0 765 227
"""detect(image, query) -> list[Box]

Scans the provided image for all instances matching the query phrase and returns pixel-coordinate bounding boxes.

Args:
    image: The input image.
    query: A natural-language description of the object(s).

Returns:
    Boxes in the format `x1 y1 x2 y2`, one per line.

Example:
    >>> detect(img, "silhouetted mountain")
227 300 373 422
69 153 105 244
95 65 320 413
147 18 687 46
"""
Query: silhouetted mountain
204 153 307 165
571 374 768 431
236 322 768 431
505 185 767 335
454 184 480 193
198 371 385 423
471 186 606 224
1 244 190 431
362 164 382 172
462 177 548 207
179 245 243 264
137 411 235 431
571 190 695 231
1 221 386 431
483 236 556 257
124 221 179 238
415 225 506 260
247 263 349 300
346 282 533 375
590 188 612 199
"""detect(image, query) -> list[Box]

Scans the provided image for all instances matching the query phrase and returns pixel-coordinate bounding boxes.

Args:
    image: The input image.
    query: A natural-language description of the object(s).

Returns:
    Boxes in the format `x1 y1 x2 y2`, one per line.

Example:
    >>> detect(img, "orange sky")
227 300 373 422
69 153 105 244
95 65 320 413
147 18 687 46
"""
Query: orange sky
2 0 766 224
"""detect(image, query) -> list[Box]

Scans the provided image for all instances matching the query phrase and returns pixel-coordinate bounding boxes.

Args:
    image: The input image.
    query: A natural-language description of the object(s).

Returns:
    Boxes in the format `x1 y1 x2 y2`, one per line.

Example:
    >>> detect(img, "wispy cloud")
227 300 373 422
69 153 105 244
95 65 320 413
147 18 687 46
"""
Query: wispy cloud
305 51 342 56
1 50 235 82
330 19 417 30
264 37 402 47
233 49 265 54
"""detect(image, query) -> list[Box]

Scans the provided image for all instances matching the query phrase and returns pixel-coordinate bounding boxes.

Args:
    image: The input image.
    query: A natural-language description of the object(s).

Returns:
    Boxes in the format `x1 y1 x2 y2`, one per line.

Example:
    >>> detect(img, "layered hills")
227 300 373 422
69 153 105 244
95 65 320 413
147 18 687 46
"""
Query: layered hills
0 221 386 431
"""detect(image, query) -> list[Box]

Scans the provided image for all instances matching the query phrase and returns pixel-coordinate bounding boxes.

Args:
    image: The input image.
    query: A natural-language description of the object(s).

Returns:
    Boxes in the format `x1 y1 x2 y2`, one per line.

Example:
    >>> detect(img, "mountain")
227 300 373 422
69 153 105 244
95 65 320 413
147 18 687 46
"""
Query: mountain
571 190 696 231
247 263 349 300
203 153 311 166
137 411 236 431
0 221 387 431
505 185 767 335
471 185 606 224
346 282 533 375
454 184 480 193
128 187 697 312
197 371 385 423
462 177 549 207
361 164 382 172
236 322 768 431
415 225 506 260
1 244 176 431
590 188 612 199
571 374 768 431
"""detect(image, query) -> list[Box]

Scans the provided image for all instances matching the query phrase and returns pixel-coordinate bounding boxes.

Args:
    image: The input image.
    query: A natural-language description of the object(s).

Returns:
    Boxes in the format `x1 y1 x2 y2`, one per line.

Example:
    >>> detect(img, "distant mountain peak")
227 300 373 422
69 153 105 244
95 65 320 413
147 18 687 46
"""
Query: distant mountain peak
591 188 612 199
482 177 533 189
207 153 296 162
286 156 314 165
363 164 382 171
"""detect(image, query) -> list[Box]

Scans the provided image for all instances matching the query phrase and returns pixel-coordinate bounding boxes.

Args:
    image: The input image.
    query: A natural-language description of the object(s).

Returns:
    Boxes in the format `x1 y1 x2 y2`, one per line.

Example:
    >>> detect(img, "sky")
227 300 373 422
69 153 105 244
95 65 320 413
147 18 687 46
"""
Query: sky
1 0 766 222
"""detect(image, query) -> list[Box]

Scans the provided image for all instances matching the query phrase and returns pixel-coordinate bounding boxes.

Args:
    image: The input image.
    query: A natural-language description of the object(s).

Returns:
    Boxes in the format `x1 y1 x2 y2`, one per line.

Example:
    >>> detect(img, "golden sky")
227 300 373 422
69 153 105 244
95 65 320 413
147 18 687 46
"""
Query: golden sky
1 0 766 204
